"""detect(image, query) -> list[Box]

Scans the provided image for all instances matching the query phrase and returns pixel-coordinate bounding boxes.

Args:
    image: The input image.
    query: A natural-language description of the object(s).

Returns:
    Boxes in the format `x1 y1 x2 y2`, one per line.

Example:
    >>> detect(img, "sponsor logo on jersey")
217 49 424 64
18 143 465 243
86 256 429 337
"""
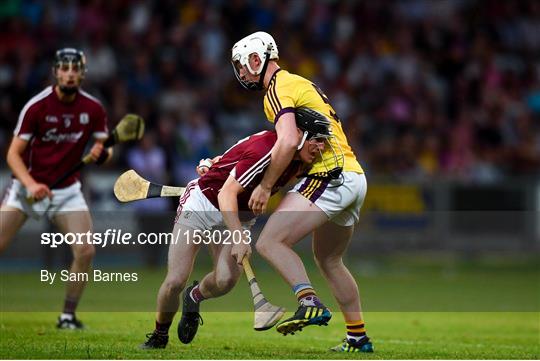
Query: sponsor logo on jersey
45 115 58 123
79 113 89 124
42 128 83 143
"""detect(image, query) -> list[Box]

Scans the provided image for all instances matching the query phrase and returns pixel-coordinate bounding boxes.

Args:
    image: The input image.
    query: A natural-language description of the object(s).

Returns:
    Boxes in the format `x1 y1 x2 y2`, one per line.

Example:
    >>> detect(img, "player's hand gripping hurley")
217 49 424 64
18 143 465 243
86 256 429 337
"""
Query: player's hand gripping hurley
23 114 145 218
49 113 145 189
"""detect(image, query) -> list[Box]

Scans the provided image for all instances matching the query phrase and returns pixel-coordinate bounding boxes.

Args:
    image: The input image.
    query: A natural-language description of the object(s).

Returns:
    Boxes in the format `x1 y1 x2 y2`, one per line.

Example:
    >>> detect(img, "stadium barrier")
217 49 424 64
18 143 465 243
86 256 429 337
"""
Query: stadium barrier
1 170 538 264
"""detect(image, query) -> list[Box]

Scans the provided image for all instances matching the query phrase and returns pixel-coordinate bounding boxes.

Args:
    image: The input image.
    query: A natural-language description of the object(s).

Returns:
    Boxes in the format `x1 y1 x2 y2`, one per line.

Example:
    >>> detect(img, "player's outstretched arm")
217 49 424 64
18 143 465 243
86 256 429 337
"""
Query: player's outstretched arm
6 137 51 200
249 113 299 215
218 175 251 264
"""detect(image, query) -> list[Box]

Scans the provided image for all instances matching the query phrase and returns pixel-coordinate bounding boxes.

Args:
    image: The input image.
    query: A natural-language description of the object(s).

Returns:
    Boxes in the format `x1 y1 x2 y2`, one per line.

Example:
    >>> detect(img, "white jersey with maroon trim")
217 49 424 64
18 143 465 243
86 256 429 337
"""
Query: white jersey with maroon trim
197 130 300 215
13 86 108 189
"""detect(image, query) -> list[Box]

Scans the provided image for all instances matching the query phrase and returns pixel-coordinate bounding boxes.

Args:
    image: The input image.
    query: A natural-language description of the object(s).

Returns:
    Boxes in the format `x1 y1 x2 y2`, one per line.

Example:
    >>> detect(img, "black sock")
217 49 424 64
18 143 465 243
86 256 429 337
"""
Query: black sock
155 320 172 336
63 296 79 315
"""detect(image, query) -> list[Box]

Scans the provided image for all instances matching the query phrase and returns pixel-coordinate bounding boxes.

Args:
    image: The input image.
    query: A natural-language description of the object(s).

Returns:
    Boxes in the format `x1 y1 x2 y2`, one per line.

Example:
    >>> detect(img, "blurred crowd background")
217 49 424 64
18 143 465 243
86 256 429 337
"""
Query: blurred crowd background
1 0 539 188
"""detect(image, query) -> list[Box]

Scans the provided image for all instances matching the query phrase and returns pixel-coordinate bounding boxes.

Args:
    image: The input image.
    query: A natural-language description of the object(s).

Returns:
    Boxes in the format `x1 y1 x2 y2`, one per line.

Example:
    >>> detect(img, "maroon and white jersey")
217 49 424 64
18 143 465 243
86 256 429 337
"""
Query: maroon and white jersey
198 130 301 215
13 86 108 189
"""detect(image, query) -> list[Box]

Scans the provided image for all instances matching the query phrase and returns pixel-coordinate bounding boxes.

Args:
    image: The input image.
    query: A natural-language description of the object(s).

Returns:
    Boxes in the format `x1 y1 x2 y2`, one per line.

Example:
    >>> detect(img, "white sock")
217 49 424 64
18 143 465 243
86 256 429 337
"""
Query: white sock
347 334 367 344
60 313 74 320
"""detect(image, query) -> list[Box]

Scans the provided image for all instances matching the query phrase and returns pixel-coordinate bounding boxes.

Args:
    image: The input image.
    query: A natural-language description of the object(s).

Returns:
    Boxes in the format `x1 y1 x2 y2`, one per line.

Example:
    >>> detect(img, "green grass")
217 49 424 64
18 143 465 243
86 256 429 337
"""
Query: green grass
2 253 539 312
0 312 538 359
1 255 539 359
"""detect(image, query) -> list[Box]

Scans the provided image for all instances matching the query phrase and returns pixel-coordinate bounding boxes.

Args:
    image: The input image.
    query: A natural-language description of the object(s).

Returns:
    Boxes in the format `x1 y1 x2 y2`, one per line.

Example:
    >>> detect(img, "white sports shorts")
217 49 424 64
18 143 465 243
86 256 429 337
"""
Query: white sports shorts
174 179 255 230
290 171 367 227
2 178 89 219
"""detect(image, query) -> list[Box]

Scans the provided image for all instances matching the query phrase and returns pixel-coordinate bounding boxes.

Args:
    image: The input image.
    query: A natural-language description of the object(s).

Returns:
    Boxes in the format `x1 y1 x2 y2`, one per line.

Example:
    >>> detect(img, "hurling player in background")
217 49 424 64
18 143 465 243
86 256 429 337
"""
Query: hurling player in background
230 32 373 353
140 112 327 349
0 48 110 329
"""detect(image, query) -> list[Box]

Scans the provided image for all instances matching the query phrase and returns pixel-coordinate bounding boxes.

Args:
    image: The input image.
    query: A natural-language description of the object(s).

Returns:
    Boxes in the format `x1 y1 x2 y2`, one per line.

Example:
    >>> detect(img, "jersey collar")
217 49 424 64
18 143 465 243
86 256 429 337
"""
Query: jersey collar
265 68 282 90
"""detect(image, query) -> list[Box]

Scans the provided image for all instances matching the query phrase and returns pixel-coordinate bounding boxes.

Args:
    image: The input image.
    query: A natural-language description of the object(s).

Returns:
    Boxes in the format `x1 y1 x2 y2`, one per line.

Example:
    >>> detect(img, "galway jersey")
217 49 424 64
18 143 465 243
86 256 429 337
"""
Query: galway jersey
13 86 108 189
198 130 300 217
263 69 363 175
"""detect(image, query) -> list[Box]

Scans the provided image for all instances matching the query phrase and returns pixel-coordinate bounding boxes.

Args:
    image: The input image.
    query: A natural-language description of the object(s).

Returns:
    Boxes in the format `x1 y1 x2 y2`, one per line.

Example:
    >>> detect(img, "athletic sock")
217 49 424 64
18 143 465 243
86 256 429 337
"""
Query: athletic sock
346 320 368 345
293 283 322 307
155 320 172 336
63 296 79 315
189 284 206 304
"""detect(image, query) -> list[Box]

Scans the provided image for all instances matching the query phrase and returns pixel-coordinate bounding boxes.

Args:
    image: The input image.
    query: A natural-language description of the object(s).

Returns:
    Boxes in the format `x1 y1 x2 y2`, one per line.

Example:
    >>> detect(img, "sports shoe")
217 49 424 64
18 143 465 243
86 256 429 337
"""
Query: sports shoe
276 305 331 335
56 315 84 329
177 281 203 344
140 331 168 349
330 338 374 353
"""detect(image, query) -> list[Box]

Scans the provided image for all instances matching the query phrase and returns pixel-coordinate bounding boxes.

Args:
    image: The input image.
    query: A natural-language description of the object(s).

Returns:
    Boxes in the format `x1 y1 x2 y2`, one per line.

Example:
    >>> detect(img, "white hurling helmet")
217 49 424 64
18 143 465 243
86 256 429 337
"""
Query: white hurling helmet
231 31 279 90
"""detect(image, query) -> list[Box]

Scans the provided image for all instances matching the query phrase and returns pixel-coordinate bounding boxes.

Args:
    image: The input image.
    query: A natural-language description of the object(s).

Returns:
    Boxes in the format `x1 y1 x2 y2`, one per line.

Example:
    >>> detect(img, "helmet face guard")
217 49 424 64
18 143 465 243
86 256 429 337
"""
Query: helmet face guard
231 44 272 91
53 48 86 95
295 107 344 179
54 48 86 74
319 136 345 179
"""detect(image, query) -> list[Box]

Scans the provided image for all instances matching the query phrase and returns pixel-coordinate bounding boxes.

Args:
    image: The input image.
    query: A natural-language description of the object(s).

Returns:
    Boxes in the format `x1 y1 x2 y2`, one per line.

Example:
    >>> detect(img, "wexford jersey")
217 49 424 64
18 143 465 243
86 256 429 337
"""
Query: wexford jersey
198 130 300 217
14 86 108 189
263 69 363 175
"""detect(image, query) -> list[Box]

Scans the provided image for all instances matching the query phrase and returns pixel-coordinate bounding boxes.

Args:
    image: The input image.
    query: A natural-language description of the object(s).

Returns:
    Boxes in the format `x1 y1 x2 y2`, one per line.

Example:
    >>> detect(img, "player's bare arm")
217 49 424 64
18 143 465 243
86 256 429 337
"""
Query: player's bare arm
6 136 52 200
248 113 300 215
218 175 251 264
89 139 105 162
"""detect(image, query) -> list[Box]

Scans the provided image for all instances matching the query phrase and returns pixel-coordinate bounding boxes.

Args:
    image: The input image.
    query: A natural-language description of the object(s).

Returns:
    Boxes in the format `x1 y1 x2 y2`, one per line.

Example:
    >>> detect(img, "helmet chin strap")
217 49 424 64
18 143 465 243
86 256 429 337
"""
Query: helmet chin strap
297 131 309 150
242 44 272 91
254 45 272 91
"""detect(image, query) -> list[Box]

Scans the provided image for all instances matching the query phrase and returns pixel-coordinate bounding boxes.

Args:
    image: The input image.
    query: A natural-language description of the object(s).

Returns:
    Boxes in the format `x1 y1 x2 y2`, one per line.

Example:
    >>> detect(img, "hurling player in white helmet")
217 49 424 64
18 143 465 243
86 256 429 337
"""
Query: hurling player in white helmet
229 31 373 353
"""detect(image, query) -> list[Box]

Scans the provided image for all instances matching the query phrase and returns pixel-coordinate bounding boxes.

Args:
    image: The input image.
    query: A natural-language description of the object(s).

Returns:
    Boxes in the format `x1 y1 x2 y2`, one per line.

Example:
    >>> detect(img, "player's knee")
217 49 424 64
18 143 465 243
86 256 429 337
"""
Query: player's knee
74 244 95 263
215 273 238 293
0 236 11 253
314 254 342 273
255 239 271 258
0 220 18 253
163 277 187 296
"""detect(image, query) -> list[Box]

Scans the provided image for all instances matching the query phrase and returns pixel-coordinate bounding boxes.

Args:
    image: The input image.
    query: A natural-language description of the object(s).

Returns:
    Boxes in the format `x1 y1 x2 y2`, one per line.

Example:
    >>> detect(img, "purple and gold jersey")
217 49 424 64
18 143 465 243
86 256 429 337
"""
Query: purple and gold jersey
263 69 363 175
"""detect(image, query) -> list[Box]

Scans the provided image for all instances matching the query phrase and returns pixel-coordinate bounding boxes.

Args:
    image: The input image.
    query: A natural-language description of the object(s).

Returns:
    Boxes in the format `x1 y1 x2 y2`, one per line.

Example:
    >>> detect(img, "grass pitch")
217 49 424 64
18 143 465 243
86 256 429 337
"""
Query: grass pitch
0 312 538 359
1 255 538 359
